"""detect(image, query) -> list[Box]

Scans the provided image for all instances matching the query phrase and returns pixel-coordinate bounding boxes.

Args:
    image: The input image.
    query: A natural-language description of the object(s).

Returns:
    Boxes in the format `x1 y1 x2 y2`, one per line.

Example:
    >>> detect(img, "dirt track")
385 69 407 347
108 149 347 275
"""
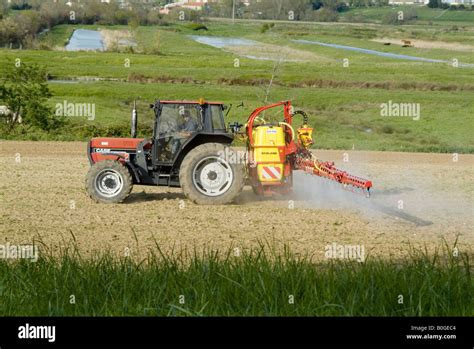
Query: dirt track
372 38 474 53
1 141 472 260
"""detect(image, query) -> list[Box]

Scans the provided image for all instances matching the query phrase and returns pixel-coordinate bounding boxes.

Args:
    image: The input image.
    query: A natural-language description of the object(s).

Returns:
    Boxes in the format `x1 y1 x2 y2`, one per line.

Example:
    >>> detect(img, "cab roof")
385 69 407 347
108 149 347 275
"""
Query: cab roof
160 100 224 105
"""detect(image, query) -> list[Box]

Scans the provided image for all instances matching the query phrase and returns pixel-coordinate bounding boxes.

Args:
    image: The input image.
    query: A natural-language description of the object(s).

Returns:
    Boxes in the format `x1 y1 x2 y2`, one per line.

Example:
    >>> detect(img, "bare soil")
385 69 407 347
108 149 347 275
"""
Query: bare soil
1 141 472 260
372 38 474 52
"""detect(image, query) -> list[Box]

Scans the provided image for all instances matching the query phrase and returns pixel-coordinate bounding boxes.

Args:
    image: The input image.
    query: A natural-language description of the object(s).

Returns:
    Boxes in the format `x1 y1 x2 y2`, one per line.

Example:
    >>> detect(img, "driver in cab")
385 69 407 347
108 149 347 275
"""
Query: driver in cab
179 109 198 135
171 109 198 155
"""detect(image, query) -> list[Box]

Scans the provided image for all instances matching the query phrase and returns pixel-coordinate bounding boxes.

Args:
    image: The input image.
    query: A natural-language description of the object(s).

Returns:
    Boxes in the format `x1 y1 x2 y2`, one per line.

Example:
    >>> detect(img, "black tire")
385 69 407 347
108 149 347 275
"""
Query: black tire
179 143 245 205
85 160 133 204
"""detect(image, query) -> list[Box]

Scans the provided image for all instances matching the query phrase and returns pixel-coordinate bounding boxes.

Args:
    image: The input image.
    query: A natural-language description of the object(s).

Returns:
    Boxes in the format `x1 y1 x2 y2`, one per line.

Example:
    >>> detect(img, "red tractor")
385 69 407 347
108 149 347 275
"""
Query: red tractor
86 99 371 205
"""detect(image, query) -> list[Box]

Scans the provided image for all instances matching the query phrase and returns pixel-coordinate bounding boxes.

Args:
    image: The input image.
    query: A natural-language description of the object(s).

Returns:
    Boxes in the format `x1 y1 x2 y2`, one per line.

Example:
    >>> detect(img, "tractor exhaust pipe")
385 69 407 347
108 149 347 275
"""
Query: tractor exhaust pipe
131 100 137 138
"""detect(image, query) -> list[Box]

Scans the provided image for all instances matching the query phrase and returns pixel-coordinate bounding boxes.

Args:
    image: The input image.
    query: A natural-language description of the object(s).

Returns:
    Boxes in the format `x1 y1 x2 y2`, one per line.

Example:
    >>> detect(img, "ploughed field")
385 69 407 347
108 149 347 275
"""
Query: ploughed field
1 141 472 260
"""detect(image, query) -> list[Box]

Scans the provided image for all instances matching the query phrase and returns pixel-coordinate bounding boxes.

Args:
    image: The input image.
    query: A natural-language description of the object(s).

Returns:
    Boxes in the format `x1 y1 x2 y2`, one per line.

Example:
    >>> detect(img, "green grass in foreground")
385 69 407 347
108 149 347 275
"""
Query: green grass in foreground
0 243 471 316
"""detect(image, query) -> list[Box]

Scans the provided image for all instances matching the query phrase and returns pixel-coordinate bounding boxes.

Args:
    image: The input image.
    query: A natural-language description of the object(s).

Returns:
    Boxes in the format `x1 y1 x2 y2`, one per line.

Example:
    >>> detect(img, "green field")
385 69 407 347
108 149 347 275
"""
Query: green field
1 20 473 152
340 5 474 24
0 243 471 316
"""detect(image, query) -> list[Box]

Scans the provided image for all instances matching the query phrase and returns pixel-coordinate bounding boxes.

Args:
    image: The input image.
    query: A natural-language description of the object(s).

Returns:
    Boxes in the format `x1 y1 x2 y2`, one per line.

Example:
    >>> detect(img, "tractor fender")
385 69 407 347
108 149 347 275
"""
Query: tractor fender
124 161 142 184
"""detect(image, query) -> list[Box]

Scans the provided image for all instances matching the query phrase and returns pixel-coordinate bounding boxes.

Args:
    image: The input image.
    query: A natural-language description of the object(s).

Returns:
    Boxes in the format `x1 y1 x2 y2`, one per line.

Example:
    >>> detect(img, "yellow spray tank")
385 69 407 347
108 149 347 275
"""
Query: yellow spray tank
251 125 286 183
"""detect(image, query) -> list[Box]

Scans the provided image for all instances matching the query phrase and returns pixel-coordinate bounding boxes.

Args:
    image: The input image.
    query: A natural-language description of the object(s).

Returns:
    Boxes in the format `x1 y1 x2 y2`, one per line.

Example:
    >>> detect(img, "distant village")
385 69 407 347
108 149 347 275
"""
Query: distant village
62 0 473 12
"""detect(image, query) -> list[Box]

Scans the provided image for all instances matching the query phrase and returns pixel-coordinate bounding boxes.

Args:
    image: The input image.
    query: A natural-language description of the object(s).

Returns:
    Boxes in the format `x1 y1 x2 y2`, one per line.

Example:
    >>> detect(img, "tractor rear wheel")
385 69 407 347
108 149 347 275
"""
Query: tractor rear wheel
86 160 133 203
180 143 245 205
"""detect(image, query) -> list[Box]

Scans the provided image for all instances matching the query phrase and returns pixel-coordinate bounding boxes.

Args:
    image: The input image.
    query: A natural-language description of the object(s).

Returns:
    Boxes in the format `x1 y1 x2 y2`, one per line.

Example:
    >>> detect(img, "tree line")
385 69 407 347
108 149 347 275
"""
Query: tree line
0 0 167 48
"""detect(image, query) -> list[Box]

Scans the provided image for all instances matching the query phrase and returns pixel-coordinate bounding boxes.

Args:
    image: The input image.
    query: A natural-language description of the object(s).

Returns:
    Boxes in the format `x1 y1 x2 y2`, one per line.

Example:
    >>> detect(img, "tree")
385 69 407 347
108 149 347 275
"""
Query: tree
428 0 439 8
313 7 340 22
312 0 324 10
0 2 7 18
0 62 62 131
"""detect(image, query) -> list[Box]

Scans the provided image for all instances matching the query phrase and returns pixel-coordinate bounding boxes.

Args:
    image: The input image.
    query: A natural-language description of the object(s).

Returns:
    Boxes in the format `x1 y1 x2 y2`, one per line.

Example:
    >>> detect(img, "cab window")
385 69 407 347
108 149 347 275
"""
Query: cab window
157 104 201 137
156 104 202 162
210 105 225 131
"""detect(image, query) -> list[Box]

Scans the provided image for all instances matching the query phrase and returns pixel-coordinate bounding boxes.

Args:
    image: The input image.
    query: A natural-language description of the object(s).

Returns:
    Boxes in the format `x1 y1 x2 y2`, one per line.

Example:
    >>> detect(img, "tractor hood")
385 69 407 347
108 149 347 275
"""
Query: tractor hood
88 137 147 165
89 137 145 150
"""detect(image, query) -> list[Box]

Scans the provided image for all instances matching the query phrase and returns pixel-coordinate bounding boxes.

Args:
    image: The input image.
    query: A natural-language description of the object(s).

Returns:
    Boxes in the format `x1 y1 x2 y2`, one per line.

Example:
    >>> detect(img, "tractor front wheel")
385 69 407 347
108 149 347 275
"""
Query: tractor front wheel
180 143 245 205
86 160 133 203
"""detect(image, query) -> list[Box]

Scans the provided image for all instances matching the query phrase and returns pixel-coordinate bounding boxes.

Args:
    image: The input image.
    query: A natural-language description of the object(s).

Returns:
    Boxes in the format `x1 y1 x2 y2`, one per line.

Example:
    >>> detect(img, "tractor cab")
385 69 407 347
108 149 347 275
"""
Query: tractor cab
150 100 228 164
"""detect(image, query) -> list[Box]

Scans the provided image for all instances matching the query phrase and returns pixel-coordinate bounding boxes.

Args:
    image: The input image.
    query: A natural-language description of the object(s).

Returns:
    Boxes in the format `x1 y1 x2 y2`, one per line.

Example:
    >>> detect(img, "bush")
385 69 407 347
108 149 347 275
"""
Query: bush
260 22 274 33
381 125 394 134
142 30 162 55
440 2 450 9
335 2 349 12
186 23 208 31
0 62 64 132
310 8 339 22
0 11 47 48
10 2 32 10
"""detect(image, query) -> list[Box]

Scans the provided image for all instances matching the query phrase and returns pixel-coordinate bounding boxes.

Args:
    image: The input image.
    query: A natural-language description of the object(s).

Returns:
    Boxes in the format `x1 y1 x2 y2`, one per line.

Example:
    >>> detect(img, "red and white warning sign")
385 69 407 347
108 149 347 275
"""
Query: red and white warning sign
261 166 282 179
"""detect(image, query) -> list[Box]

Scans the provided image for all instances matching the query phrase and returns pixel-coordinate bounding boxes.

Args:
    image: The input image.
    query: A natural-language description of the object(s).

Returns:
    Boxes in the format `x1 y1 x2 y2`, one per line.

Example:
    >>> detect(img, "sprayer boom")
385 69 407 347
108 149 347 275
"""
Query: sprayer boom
295 151 372 197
